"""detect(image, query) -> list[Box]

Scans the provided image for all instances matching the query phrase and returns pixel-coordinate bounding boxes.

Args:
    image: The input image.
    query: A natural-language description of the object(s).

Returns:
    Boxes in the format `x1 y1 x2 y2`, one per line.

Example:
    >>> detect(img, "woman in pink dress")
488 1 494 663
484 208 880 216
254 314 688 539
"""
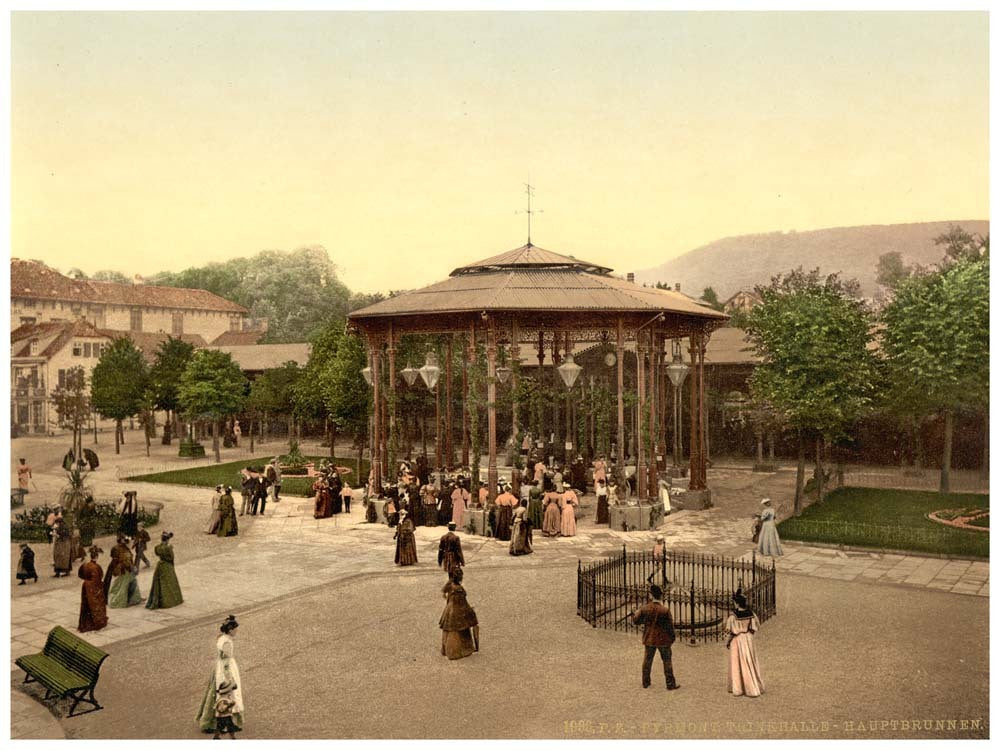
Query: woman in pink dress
541 490 563 537
592 457 607 486
725 590 764 697
451 481 470 529
559 489 578 537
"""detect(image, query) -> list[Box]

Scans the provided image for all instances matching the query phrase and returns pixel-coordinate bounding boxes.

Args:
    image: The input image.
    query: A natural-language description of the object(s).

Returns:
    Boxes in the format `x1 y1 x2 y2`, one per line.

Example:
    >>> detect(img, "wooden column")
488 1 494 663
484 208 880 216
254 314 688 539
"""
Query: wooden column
688 334 701 489
464 325 475 467
636 329 647 499
447 336 455 469
616 318 626 485
648 332 658 499
486 323 498 503
370 336 383 494
511 320 520 448
387 326 396 479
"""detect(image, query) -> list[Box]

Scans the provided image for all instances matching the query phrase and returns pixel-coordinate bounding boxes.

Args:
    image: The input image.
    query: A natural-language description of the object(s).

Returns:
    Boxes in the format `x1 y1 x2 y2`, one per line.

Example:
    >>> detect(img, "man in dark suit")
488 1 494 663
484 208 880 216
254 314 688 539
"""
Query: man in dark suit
632 584 679 690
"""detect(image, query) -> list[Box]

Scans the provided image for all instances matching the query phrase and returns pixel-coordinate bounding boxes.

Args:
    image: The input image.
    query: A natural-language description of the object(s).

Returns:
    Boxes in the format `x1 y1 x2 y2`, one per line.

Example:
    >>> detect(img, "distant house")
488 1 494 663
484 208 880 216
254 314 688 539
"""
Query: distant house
206 344 311 380
11 259 252 342
722 289 762 314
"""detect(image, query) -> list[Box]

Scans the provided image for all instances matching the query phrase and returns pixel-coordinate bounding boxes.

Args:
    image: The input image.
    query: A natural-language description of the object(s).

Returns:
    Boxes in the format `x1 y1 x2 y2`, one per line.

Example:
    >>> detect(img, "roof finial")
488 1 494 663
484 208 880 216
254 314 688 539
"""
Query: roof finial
516 183 542 246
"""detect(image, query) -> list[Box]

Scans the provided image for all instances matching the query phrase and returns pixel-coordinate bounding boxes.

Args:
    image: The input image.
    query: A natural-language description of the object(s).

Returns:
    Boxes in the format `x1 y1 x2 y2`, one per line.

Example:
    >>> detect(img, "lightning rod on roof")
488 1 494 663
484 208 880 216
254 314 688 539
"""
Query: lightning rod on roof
515 183 543 246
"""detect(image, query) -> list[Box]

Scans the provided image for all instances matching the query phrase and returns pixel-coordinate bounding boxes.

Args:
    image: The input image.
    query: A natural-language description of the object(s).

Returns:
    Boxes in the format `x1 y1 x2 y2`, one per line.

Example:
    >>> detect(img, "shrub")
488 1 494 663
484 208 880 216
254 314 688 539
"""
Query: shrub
11 502 161 542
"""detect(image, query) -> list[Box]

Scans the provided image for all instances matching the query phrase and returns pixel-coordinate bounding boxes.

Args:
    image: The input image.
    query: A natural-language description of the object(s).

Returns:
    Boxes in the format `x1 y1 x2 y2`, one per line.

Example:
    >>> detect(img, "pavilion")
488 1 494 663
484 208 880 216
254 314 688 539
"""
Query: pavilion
346 243 728 508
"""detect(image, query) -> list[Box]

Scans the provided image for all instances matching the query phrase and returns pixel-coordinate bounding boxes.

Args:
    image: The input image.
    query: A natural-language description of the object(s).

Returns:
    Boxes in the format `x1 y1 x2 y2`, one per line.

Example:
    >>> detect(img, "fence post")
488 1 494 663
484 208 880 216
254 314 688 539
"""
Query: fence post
591 570 597 627
771 558 776 616
688 579 697 646
752 550 757 585
577 559 582 615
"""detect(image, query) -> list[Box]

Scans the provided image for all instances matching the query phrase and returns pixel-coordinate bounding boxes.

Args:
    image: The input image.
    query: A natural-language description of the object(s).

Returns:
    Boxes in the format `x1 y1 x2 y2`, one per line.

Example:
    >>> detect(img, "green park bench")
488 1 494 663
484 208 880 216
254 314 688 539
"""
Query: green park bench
15 626 109 717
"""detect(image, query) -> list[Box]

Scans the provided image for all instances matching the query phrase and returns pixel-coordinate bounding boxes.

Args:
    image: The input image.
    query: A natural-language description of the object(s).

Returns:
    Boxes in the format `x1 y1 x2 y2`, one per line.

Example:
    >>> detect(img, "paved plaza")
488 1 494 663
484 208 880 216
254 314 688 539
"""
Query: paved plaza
8 435 991 739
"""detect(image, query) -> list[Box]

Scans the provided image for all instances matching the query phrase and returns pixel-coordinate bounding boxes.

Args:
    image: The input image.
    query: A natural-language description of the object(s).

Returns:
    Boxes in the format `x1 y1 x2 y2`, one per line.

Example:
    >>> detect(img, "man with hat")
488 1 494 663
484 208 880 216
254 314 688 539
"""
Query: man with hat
437 522 465 579
632 584 679 691
133 523 151 570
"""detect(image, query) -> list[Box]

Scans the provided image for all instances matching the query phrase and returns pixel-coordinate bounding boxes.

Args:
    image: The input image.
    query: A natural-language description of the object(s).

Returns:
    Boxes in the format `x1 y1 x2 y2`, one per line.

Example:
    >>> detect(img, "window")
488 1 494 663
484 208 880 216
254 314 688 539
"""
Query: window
58 369 66 388
32 403 43 428
29 339 38 356
22 299 35 308
72 342 83 357
172 312 184 336
230 315 241 332
130 308 142 332
20 316 36 326
83 342 92 358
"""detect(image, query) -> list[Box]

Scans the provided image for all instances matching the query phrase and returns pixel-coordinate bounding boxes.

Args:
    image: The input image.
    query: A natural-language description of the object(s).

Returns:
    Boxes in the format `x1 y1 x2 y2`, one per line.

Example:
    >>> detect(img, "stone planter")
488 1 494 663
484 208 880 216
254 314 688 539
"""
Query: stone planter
459 508 488 536
608 500 666 532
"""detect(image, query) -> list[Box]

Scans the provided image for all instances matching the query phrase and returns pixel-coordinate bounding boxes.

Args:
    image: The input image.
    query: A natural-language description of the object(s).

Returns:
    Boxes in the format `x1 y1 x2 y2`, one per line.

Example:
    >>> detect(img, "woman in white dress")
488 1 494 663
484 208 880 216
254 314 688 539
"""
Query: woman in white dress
197 615 244 733
725 590 764 697
756 498 783 556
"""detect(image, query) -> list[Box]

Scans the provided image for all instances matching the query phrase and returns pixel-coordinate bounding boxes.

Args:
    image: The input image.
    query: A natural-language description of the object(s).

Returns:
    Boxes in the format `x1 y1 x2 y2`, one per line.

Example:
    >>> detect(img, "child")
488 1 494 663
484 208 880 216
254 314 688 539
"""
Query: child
213 680 239 739
647 535 670 585
341 484 352 513
16 543 38 585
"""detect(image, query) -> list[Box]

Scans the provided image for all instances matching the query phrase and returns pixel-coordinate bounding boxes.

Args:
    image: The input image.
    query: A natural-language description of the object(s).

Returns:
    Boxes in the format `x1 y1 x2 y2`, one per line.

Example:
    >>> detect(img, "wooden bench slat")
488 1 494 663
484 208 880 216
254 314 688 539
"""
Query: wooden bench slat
17 626 108 716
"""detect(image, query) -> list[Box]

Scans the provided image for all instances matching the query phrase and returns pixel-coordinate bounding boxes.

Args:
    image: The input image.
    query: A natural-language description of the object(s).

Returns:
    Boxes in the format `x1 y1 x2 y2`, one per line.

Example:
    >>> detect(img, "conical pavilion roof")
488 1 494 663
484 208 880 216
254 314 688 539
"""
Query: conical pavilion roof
348 243 727 321
450 243 612 276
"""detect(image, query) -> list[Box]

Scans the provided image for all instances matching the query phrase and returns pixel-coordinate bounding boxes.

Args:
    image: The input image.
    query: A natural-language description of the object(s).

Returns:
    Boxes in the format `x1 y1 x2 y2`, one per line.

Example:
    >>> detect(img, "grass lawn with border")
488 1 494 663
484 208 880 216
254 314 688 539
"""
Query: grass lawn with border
778 487 989 558
129 456 371 496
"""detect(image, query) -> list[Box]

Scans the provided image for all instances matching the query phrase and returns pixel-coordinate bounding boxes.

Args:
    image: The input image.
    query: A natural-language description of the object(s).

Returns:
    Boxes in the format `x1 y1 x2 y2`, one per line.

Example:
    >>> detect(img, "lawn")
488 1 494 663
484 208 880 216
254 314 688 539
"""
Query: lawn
777 487 989 559
129 456 370 496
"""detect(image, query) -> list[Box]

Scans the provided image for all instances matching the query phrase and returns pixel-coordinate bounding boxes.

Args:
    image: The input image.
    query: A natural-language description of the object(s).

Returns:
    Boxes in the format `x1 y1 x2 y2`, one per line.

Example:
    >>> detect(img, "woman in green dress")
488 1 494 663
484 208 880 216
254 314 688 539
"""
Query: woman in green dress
146 532 183 609
77 496 97 547
215 488 239 538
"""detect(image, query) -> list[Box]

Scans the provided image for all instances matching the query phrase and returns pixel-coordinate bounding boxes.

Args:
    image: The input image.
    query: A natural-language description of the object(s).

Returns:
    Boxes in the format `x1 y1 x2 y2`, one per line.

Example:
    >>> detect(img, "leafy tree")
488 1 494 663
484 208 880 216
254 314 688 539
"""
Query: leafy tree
700 286 724 311
91 338 149 454
324 333 370 476
875 251 914 290
292 323 343 455
51 366 91 464
150 245 352 343
744 268 877 514
91 270 132 284
178 350 247 462
149 336 196 445
250 362 302 437
881 250 989 492
66 267 88 280
934 224 988 265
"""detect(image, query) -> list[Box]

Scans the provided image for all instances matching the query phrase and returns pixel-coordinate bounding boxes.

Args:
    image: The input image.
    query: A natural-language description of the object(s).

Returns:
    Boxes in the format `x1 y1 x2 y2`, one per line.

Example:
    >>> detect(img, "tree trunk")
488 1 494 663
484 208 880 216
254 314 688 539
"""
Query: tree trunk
250 419 255 454
115 419 121 454
768 432 775 462
815 435 825 503
939 410 953 494
794 431 805 515
213 420 221 464
93 415 98 444
118 421 125 446
145 412 151 457
982 411 989 480
755 429 764 465
330 421 337 460
162 410 173 445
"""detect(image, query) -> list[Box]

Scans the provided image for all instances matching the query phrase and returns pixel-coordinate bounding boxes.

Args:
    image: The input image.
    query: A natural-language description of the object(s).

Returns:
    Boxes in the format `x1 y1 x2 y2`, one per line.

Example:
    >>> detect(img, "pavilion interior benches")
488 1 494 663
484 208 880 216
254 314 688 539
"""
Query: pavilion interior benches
15 626 109 717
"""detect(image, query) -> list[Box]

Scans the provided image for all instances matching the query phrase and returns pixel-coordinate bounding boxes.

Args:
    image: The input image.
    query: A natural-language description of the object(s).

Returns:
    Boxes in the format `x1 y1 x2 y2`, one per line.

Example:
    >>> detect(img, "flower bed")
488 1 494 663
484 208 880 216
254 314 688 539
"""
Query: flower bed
11 502 162 543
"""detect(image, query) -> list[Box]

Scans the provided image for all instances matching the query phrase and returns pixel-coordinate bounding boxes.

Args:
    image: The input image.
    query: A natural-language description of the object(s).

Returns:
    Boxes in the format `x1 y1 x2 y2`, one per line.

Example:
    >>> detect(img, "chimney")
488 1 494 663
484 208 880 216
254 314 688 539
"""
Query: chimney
674 282 681 292
627 272 635 283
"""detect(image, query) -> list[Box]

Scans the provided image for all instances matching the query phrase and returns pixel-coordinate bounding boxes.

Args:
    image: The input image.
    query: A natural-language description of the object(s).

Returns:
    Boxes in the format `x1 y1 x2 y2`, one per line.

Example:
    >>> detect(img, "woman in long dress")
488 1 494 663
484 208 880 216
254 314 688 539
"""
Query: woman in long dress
756 498 783 556
17 458 32 491
725 590 764 697
527 485 544 531
509 503 533 556
52 520 73 577
312 477 330 519
206 486 224 534
493 485 515 541
439 569 479 660
451 482 470 529
197 616 244 733
108 539 143 608
146 532 184 609
78 546 108 632
78 496 97 546
595 479 609 524
394 511 418 566
542 490 563 537
560 489 579 537
422 484 438 527
119 491 139 538
216 488 239 537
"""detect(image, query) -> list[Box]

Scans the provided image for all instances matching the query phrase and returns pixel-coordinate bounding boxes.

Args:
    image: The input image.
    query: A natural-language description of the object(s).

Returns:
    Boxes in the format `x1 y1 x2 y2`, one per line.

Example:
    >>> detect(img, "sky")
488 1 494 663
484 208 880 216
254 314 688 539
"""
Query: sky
10 11 989 293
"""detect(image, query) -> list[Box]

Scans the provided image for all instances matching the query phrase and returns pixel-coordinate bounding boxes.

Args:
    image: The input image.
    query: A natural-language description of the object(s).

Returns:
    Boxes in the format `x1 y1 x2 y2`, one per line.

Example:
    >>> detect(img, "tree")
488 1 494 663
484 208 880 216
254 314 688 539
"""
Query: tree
881 249 989 492
324 333 370 477
744 268 877 514
177 350 247 463
150 246 352 343
91 337 149 454
149 336 196 445
292 322 343 456
51 366 91 463
700 286 724 311
875 251 914 290
91 270 132 284
934 224 988 265
250 362 302 439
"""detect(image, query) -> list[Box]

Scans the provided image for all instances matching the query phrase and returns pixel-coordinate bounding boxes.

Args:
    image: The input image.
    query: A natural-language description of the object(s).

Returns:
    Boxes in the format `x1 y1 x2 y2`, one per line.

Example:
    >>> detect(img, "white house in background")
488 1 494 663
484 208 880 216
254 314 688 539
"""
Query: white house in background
11 259 251 343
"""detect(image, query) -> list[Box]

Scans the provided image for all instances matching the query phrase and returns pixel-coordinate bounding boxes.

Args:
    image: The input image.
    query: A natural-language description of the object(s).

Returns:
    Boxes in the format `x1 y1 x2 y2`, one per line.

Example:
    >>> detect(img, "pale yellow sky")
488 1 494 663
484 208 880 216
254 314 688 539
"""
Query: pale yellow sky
11 11 989 293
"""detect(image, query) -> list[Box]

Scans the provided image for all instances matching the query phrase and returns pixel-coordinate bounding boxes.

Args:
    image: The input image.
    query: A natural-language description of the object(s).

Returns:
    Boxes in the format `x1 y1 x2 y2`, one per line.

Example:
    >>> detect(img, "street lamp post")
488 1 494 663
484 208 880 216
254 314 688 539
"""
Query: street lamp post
665 339 690 478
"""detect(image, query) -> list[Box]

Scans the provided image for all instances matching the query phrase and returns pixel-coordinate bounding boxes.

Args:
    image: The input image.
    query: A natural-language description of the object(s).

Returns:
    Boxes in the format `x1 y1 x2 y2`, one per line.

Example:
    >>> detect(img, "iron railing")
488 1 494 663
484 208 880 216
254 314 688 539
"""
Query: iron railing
577 547 776 641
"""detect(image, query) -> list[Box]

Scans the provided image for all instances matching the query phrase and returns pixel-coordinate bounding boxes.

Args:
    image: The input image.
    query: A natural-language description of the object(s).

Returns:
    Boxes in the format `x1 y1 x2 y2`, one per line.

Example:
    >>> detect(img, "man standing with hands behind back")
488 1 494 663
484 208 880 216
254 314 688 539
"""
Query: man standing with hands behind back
632 584 680 691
